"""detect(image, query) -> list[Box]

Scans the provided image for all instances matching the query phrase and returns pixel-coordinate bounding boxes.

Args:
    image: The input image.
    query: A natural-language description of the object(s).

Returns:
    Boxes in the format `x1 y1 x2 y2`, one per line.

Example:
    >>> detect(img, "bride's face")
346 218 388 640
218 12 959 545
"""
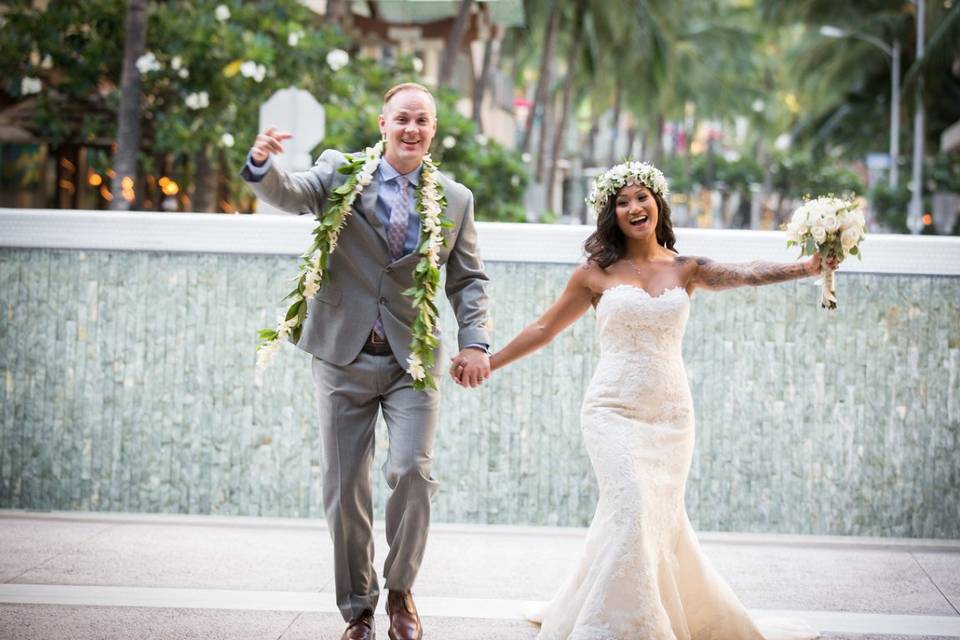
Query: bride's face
614 184 658 241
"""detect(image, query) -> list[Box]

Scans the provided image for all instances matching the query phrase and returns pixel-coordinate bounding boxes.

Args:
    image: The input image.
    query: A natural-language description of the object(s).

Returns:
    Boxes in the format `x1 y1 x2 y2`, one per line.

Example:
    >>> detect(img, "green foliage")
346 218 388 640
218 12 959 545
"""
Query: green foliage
869 181 910 233
325 81 529 222
768 152 864 200
0 0 528 219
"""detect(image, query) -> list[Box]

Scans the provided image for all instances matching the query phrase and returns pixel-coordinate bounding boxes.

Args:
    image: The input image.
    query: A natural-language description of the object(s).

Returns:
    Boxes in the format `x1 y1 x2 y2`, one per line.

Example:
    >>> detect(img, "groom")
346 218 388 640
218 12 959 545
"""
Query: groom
241 82 491 640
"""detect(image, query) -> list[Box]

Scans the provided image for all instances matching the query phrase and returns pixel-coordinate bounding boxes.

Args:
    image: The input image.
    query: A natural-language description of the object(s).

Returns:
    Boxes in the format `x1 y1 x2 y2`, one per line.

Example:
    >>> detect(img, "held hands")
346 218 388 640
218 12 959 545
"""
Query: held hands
449 348 491 388
250 127 293 165
804 251 841 276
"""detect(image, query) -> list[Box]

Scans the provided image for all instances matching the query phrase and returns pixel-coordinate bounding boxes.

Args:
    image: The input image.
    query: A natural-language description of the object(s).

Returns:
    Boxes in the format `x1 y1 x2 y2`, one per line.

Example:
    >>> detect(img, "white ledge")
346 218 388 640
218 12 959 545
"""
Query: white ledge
2 208 959 275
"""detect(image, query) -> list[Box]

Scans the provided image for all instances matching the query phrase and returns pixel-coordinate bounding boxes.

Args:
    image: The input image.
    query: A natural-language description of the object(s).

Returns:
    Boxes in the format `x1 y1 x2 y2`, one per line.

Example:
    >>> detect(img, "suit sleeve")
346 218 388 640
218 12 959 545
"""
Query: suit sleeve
444 189 491 350
240 149 343 215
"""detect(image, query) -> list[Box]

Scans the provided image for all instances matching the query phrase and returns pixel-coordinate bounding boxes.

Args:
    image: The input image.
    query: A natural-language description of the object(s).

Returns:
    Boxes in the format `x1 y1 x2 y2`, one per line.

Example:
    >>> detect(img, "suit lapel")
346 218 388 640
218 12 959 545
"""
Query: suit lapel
358 178 389 247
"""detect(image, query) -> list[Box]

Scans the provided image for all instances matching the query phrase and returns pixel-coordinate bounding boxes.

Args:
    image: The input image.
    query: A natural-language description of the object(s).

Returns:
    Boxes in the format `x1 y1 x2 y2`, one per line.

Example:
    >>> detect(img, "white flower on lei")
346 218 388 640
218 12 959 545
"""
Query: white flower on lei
406 353 426 381
260 140 446 390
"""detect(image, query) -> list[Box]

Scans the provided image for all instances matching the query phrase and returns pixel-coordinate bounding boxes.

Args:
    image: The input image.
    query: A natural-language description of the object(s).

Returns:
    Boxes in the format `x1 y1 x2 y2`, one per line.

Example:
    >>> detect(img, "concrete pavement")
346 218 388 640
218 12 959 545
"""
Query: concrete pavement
0 511 958 639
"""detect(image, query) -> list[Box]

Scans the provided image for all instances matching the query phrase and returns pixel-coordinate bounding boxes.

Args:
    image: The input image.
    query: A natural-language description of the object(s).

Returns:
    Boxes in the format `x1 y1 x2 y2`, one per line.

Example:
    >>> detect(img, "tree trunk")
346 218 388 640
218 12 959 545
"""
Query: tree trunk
110 0 147 211
535 90 555 184
587 110 599 166
193 143 218 212
625 125 637 160
34 144 50 208
472 30 497 130
651 113 665 166
606 78 622 167
56 144 80 210
545 0 585 213
438 0 473 88
521 3 559 154
325 0 349 26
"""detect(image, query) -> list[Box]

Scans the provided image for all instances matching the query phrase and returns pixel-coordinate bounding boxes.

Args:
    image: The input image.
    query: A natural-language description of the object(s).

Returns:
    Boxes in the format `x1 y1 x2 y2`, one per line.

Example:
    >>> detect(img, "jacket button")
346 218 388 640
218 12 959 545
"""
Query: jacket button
379 297 386 304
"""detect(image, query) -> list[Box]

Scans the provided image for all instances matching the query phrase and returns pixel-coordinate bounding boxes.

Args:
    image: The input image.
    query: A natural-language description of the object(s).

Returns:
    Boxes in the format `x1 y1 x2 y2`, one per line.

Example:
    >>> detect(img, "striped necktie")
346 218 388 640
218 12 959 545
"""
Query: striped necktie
372 176 410 340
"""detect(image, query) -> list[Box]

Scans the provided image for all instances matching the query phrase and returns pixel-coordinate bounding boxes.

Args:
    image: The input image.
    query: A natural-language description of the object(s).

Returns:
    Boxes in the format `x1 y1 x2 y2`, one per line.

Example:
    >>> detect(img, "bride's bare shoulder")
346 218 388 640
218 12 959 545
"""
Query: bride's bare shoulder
572 260 609 286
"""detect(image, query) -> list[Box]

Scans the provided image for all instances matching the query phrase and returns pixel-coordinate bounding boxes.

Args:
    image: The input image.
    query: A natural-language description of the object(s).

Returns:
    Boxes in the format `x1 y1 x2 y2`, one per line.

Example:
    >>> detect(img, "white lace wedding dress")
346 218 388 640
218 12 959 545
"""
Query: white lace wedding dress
531 284 817 640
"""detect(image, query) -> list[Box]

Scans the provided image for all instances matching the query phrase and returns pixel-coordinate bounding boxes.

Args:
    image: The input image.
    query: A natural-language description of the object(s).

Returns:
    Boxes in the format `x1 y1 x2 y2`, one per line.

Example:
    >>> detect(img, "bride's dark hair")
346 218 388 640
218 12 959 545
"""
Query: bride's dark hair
584 187 677 268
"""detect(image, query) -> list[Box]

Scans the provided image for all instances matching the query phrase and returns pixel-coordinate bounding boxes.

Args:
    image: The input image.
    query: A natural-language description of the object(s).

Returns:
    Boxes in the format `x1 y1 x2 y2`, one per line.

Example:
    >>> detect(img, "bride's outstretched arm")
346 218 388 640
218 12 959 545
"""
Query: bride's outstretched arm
487 264 596 373
685 253 835 292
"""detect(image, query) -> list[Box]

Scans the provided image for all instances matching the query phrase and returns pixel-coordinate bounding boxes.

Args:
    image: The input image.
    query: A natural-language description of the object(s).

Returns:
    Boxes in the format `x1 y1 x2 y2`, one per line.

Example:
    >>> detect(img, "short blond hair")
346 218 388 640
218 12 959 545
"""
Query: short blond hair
383 82 437 115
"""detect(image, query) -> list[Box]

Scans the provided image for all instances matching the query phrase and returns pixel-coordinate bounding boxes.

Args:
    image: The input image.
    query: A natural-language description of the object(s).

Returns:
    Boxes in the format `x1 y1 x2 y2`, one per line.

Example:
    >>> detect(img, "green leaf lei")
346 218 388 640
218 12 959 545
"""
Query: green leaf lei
256 141 451 391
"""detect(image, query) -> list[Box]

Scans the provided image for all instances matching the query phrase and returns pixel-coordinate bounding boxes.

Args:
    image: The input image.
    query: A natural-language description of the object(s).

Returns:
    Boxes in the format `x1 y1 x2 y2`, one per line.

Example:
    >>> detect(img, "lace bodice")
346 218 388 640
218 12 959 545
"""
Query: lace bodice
595 284 689 358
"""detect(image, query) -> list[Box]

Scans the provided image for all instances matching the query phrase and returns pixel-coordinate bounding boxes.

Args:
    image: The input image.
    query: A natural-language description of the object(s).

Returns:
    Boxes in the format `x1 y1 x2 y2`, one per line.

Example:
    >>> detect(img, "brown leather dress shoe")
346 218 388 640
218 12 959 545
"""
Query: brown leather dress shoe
341 609 375 640
386 590 422 640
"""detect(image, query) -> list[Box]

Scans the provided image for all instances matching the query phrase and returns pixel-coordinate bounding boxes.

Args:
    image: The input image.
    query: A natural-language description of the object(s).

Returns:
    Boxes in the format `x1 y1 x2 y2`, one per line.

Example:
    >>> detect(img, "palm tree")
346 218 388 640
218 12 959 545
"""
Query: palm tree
439 0 474 88
110 0 147 211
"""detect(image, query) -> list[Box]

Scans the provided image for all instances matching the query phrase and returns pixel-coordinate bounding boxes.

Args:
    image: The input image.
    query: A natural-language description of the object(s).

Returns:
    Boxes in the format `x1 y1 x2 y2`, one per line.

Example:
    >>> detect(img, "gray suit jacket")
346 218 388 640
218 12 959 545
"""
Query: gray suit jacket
242 149 490 372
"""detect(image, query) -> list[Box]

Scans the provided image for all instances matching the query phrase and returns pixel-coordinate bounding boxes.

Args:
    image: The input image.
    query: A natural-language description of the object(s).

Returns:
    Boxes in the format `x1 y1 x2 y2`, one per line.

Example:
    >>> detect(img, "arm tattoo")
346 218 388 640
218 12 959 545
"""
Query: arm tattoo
696 257 807 289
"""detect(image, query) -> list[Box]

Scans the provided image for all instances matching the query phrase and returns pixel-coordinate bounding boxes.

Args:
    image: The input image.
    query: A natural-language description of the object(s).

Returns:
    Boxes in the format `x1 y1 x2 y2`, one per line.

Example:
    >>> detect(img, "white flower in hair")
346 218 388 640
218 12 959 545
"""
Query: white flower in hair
586 160 669 216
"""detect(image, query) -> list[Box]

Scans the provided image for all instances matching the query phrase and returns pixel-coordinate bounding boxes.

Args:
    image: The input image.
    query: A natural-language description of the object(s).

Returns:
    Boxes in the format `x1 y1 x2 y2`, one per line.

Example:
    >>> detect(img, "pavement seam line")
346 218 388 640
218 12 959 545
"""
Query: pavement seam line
910 550 960 617
276 611 303 639
3 584 960 636
3 522 117 585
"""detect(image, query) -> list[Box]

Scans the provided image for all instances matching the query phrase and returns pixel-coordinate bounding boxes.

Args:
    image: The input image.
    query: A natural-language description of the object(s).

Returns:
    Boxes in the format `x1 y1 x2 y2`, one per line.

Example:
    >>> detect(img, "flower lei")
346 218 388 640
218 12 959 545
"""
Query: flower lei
257 141 451 390
585 160 670 217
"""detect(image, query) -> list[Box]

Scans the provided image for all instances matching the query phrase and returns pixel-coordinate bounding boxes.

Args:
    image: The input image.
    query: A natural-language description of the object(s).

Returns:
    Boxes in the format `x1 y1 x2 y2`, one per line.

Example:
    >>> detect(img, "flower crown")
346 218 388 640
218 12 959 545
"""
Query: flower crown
585 161 670 216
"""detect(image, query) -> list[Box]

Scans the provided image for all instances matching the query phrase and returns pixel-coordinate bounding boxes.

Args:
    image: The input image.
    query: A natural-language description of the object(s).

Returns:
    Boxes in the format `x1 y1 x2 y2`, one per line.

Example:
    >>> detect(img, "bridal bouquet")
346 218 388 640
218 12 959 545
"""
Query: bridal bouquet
784 196 866 309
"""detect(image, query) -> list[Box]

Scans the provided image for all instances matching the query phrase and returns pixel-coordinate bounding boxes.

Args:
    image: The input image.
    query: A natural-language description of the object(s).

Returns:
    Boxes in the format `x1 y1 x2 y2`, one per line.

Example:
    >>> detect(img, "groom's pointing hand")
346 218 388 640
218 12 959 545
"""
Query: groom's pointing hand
251 127 293 165
450 348 490 388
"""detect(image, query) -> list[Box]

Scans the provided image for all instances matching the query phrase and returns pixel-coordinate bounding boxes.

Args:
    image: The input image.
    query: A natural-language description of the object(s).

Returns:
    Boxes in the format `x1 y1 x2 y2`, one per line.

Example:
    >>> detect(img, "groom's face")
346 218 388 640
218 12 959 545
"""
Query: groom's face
379 89 438 171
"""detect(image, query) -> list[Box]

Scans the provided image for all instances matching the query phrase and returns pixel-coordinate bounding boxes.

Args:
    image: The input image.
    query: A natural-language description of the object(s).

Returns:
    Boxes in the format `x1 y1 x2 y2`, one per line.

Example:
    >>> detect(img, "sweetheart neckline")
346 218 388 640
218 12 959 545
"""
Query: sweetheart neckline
599 284 690 302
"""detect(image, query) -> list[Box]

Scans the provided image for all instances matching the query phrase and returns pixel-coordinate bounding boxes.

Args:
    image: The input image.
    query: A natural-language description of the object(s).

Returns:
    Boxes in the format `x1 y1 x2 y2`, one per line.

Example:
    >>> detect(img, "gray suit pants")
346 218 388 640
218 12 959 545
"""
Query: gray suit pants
312 351 440 621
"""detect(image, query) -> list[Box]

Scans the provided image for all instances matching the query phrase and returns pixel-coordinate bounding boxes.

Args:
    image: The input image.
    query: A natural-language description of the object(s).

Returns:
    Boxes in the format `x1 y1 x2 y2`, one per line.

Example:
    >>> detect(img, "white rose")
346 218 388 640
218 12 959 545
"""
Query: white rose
791 207 809 227
823 213 840 233
785 222 800 244
215 4 230 21
840 226 860 251
442 136 456 149
811 224 826 244
220 132 234 147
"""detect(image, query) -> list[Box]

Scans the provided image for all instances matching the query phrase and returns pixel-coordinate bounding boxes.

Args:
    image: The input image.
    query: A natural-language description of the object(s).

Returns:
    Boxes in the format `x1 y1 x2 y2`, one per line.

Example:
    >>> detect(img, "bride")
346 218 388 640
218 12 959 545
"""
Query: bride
467 162 836 639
